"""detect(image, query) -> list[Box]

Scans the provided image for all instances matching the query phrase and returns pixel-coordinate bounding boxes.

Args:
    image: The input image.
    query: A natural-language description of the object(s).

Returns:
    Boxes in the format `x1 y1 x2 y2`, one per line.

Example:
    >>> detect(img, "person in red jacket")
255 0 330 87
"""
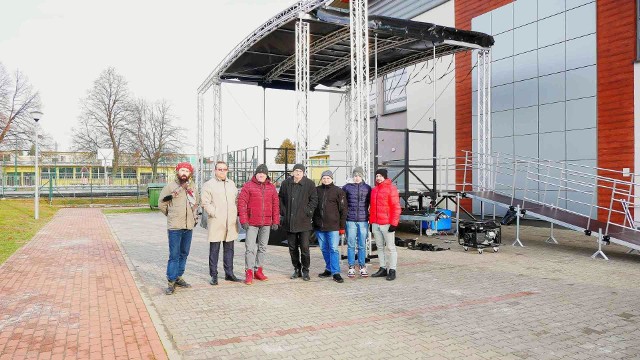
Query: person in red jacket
369 168 401 281
237 164 280 285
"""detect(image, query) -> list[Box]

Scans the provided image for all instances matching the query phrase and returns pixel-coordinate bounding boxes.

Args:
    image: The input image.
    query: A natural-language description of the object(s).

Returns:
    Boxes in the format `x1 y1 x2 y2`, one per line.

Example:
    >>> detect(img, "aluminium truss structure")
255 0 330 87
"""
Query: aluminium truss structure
195 0 494 196
348 0 371 179
195 0 328 193
476 49 492 191
295 17 311 165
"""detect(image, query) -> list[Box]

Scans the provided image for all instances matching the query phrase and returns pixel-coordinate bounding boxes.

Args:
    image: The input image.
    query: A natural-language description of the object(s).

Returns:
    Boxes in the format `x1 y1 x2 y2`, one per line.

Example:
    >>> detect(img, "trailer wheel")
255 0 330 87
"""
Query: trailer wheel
478 248 483 254
463 246 468 251
493 247 499 253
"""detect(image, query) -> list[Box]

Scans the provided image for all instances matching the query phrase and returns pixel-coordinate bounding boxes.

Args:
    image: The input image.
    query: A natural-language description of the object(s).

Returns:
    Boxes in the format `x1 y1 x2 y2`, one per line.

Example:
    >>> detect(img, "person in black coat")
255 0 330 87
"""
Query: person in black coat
313 170 347 283
279 164 318 281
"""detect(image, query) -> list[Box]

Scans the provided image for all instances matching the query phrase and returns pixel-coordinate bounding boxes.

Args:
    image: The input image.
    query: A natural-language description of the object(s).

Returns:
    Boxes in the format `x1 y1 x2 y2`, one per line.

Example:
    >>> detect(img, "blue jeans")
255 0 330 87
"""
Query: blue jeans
346 221 368 267
167 229 193 281
315 230 340 275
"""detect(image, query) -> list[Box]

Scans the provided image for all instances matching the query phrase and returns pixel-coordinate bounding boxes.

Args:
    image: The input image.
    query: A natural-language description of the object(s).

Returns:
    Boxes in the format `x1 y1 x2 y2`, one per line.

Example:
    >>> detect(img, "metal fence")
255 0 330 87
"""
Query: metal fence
0 173 168 200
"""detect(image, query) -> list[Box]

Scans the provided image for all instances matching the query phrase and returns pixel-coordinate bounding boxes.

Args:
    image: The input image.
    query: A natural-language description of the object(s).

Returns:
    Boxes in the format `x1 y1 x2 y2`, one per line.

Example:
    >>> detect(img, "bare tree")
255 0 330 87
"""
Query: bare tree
72 67 132 171
0 63 42 149
130 99 184 178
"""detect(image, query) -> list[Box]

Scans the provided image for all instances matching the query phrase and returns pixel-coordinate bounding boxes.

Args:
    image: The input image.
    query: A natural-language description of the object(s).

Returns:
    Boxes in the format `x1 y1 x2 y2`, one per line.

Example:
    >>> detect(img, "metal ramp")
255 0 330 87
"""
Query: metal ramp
453 151 640 259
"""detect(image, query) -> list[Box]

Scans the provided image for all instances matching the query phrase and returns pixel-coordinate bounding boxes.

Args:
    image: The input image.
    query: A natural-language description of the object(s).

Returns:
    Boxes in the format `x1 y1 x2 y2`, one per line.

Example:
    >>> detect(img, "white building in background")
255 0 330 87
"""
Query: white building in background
330 0 456 196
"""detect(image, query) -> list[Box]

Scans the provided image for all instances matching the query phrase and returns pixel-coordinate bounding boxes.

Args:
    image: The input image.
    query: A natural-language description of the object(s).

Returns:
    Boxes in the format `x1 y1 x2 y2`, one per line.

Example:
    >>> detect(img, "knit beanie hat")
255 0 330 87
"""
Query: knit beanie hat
321 170 333 179
175 162 193 173
375 168 388 179
293 163 305 172
255 164 268 175
352 166 365 178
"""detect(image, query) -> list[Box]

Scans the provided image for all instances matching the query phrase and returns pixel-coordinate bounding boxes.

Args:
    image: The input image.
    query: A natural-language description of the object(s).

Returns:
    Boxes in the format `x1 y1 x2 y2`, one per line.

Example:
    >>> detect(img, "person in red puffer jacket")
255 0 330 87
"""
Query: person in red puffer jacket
369 168 401 281
237 164 280 285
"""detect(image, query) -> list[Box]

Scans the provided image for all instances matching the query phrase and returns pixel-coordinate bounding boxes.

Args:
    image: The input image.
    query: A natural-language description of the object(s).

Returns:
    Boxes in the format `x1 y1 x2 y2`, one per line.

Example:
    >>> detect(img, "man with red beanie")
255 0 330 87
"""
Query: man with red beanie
237 164 280 285
159 162 198 295
369 168 401 281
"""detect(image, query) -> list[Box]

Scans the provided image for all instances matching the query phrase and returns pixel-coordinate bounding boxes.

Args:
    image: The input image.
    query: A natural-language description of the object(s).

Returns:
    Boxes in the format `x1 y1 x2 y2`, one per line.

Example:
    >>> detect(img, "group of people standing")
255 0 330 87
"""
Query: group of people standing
158 161 401 295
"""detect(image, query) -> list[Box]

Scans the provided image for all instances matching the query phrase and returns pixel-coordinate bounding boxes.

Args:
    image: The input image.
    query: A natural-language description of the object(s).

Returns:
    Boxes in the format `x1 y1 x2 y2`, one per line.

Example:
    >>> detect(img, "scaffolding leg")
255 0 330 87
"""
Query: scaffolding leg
455 193 461 236
591 228 609 260
545 223 558 244
512 204 524 247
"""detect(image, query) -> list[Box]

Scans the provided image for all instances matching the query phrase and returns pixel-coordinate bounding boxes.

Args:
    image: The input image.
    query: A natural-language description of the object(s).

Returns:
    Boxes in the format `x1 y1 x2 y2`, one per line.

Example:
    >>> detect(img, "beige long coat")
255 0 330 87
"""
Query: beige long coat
201 176 239 242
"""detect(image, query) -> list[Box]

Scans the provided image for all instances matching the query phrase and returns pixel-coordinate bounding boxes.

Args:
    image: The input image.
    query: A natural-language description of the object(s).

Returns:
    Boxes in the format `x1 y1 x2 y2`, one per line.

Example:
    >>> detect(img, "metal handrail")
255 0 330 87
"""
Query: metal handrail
457 150 639 233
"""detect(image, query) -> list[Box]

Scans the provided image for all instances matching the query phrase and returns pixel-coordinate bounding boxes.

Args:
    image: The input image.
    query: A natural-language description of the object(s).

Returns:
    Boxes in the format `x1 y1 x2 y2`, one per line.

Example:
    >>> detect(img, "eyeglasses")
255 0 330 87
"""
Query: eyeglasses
216 168 229 171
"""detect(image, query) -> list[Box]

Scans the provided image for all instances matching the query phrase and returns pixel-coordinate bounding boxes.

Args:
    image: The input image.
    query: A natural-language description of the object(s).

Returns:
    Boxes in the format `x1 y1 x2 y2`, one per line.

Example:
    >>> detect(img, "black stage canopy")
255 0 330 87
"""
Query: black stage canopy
219 8 494 91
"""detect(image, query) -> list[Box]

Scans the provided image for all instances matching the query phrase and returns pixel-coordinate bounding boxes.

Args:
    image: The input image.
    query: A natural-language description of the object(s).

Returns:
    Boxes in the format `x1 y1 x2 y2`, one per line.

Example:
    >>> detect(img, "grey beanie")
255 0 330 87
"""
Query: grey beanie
293 163 305 172
321 170 333 179
352 166 365 178
255 164 268 175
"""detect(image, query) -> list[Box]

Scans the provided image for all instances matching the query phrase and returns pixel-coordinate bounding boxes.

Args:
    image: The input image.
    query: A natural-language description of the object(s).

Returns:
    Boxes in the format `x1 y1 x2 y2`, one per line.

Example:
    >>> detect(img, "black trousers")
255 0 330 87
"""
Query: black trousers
287 231 310 272
209 241 235 278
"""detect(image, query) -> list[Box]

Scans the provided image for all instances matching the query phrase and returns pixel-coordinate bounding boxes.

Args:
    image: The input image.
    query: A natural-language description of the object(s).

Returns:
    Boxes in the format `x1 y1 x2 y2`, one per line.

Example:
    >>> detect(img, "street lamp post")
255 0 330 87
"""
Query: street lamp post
31 110 43 220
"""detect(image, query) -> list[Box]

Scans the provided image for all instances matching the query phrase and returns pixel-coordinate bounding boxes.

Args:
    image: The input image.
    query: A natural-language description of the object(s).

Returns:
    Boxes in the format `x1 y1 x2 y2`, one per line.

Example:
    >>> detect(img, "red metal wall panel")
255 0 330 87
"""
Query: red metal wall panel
596 0 636 223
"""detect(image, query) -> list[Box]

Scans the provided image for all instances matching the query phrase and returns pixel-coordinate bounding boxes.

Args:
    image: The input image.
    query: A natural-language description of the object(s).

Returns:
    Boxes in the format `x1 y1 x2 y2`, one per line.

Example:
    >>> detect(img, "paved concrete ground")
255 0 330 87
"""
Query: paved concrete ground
0 209 167 360
108 212 640 359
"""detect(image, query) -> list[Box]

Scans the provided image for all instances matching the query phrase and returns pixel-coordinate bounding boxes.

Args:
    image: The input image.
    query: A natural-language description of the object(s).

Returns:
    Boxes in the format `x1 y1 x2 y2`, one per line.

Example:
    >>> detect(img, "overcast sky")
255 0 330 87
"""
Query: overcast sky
0 0 332 160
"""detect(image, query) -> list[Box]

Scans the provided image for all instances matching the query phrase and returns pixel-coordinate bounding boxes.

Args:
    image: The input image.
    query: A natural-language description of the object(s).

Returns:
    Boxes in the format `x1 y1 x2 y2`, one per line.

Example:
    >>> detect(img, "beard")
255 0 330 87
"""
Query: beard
179 174 189 183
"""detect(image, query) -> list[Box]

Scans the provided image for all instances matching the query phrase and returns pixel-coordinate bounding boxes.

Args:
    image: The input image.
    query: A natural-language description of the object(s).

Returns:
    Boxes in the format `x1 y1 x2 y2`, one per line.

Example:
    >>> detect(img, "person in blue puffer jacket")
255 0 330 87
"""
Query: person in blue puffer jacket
342 166 372 278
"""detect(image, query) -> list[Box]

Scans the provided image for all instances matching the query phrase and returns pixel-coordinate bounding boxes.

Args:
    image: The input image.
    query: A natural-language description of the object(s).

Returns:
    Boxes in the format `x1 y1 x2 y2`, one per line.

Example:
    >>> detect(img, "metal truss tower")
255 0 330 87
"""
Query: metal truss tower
212 81 222 161
344 86 354 173
295 16 310 165
349 0 371 179
477 49 492 190
196 93 204 193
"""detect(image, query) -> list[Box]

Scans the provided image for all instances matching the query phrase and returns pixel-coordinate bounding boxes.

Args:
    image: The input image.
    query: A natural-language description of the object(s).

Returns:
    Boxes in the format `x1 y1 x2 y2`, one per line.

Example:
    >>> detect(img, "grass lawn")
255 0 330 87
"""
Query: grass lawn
0 196 152 265
0 199 58 264
103 207 158 214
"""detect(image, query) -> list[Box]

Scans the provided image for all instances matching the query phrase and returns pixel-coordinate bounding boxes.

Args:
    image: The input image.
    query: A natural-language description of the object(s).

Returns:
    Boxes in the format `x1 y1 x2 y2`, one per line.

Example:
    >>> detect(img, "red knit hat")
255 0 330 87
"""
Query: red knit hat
175 162 193 173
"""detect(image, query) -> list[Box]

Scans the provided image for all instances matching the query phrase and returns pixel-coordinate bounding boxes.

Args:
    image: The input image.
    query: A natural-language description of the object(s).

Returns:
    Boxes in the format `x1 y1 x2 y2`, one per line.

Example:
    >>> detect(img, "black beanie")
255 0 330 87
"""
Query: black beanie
293 163 305 173
375 168 388 179
255 164 268 175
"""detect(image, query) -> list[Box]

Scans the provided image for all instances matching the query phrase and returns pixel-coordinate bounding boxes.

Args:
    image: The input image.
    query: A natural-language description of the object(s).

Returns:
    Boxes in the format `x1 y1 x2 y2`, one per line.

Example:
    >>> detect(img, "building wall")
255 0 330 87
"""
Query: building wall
472 0 598 216
370 0 449 19
455 0 513 212
456 0 636 223
635 62 640 224
329 93 348 184
596 0 636 222
408 0 457 195
330 0 457 194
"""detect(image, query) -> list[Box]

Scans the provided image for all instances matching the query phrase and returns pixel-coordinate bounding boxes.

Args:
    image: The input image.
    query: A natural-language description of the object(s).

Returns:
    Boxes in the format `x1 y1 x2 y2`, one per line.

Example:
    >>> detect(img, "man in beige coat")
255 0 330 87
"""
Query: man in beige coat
159 162 198 295
201 161 241 285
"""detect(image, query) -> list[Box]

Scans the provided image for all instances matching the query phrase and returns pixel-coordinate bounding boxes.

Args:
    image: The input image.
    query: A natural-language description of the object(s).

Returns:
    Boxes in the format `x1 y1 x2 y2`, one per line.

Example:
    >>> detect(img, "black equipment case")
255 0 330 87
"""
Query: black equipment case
457 219 502 254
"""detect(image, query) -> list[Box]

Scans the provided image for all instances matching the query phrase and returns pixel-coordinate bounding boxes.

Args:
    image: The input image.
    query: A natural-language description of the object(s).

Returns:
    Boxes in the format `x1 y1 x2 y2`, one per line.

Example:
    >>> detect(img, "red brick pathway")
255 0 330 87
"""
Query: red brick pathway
0 209 167 360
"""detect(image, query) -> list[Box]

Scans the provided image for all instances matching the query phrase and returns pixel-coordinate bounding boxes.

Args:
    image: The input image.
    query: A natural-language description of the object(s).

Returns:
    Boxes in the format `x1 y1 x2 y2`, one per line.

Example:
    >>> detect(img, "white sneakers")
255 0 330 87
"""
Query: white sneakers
348 265 369 278
359 265 368 277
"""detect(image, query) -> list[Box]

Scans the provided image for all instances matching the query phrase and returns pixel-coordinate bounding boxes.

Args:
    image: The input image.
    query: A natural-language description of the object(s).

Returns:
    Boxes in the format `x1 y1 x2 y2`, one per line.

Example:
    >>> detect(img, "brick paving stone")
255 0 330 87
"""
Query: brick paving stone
0 209 167 360
107 212 640 359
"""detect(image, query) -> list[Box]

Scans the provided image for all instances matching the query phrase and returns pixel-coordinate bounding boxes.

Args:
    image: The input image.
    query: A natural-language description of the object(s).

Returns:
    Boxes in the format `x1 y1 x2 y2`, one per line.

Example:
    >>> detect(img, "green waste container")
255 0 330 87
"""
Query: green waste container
147 183 166 209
